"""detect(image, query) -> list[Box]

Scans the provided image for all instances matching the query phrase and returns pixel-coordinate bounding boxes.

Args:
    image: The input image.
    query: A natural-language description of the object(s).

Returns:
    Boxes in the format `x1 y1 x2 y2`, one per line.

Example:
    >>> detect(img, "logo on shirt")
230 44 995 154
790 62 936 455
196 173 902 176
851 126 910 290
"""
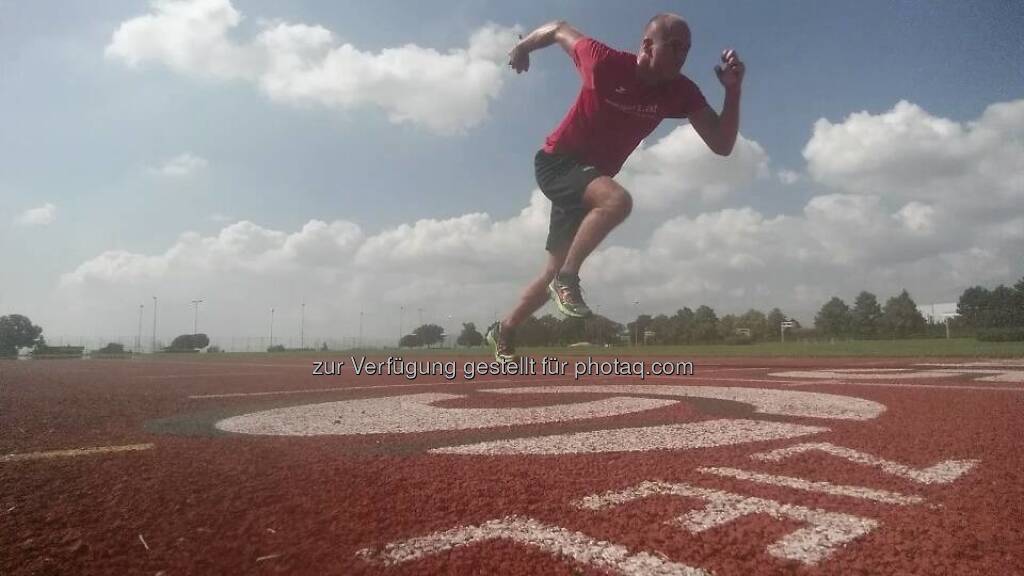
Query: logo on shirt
604 98 661 119
614 86 628 94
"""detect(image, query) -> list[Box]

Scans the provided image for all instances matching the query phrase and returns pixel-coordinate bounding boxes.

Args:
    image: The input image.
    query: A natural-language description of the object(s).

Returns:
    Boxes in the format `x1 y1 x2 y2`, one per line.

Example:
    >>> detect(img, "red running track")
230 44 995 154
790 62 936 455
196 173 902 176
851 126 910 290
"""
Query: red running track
1 356 1022 575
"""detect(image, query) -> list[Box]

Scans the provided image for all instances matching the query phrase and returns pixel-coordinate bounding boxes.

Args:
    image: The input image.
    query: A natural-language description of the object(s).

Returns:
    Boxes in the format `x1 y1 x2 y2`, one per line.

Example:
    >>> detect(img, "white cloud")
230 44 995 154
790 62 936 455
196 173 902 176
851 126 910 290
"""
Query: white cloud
152 152 208 177
52 99 1024 341
16 203 56 226
106 0 521 134
803 99 1024 218
618 127 770 211
778 169 801 185
105 0 259 80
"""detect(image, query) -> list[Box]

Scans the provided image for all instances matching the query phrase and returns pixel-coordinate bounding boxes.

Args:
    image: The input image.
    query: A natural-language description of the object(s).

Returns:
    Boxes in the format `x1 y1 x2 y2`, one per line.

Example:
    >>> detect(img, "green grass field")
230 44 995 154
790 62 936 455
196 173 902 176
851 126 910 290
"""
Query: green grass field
151 338 1024 359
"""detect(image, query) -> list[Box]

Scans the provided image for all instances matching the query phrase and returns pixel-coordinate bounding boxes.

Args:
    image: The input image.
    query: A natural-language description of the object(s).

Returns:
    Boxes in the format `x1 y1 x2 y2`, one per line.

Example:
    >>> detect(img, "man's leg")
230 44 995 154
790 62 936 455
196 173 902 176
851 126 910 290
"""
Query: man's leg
561 176 632 274
486 247 568 362
545 176 632 319
504 245 569 330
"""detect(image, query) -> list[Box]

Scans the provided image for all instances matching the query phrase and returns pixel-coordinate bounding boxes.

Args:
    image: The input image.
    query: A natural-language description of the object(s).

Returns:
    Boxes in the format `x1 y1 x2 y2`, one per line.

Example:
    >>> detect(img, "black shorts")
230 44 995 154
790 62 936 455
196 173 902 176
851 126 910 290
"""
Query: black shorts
534 149 603 252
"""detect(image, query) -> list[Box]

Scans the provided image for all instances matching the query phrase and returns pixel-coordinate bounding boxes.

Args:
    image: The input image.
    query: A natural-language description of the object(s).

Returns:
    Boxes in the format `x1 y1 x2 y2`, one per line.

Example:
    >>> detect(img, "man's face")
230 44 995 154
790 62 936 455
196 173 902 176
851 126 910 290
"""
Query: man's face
646 22 691 80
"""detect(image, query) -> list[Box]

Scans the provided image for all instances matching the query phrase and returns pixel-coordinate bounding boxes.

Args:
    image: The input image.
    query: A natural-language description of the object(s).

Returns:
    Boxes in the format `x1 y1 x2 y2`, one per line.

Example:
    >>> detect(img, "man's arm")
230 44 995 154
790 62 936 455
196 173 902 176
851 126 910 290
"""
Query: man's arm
690 49 745 156
509 21 584 73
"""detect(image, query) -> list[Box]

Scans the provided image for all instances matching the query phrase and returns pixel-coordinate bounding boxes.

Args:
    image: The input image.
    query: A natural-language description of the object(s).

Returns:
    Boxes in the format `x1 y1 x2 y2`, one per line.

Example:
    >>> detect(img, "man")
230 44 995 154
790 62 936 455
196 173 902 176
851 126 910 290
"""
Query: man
486 13 745 362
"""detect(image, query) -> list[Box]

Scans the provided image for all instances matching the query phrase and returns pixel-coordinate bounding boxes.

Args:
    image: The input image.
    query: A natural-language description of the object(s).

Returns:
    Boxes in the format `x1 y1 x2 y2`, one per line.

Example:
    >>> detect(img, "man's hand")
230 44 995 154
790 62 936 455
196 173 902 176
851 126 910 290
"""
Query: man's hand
714 49 745 89
509 35 530 74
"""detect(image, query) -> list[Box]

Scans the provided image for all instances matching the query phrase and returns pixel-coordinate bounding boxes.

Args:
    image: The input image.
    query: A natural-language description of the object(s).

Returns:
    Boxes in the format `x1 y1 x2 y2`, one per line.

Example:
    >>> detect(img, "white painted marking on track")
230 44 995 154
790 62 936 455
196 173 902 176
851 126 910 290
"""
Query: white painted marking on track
577 481 877 565
431 420 828 455
771 367 1024 384
189 378 514 399
776 380 1024 392
215 393 675 436
356 515 710 576
485 385 885 420
750 442 979 484
698 467 923 505
770 369 955 380
0 443 154 463
148 372 269 379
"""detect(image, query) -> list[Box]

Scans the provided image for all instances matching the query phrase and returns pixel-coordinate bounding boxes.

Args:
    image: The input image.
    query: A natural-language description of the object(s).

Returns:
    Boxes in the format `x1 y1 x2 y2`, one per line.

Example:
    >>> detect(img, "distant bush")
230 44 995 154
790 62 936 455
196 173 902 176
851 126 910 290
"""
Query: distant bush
207 345 222 353
267 344 286 352
976 327 1024 342
32 345 84 359
97 343 126 354
167 333 210 351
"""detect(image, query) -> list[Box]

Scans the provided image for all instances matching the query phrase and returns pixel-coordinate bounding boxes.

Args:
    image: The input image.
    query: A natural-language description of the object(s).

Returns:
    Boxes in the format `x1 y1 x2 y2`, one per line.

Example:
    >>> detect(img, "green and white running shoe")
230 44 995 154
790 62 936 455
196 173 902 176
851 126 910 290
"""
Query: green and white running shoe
548 276 593 319
485 321 518 364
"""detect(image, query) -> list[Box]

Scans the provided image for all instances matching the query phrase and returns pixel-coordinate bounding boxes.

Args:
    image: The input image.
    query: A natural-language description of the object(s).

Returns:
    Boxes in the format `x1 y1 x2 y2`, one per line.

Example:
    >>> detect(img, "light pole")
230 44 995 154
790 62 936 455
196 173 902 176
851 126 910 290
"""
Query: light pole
136 304 144 353
269 307 275 348
300 300 305 350
151 296 157 353
633 300 640 347
399 305 404 348
359 310 364 349
191 299 204 335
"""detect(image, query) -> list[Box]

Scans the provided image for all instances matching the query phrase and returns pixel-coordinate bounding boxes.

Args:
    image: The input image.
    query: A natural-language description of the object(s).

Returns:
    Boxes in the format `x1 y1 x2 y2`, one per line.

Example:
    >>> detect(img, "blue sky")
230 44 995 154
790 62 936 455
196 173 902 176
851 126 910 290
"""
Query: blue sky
2 1 1022 348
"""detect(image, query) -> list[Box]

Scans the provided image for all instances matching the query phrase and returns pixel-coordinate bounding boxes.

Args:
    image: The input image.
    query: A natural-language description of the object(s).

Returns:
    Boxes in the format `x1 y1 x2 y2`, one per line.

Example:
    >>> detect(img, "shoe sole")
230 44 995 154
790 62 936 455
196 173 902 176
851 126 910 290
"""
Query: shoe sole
548 283 593 319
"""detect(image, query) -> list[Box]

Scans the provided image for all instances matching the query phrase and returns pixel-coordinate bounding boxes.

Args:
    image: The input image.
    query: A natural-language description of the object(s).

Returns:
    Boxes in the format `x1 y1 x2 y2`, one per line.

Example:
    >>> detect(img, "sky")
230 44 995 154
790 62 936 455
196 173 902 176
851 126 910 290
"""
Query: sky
1 0 1022 349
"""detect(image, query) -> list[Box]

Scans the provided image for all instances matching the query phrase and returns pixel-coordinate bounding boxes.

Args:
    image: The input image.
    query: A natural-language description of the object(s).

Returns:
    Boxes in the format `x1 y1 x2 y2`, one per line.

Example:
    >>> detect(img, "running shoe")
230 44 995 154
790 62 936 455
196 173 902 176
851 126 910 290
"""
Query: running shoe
485 321 518 363
548 276 593 318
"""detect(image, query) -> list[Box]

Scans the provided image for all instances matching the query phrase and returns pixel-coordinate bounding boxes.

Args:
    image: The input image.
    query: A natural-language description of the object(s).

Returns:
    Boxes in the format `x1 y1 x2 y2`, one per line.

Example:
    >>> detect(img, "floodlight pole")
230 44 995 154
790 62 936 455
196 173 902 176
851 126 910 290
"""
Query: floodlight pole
633 300 640 347
300 300 305 350
191 299 204 335
151 296 157 353
136 304 144 353
269 308 275 348
399 305 404 348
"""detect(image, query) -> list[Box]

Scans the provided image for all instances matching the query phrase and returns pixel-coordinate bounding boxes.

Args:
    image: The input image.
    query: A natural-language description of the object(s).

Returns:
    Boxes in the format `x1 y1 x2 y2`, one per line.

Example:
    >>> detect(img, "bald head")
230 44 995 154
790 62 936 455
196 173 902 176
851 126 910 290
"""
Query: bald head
644 13 690 41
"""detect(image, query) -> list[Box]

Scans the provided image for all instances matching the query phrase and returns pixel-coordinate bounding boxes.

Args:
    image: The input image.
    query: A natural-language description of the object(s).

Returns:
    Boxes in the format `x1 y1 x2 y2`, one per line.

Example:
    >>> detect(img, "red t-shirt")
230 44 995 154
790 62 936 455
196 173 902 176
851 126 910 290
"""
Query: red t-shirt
543 37 709 176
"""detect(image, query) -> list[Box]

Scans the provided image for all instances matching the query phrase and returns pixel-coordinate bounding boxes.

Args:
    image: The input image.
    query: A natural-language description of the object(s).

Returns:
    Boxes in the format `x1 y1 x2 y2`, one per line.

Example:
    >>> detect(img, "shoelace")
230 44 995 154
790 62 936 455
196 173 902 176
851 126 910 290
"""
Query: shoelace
558 281 585 304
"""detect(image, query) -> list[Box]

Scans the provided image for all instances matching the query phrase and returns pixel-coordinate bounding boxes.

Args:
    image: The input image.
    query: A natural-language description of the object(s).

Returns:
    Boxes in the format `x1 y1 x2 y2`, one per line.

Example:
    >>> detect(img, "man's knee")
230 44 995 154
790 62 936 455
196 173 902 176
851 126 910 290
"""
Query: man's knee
585 178 633 221
613 188 633 220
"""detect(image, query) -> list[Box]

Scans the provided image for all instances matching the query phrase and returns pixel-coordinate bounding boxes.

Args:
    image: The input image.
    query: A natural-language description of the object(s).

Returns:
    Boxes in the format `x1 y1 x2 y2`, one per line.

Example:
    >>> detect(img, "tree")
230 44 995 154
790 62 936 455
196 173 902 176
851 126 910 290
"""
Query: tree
851 291 883 338
815 297 852 338
766 308 786 341
167 333 210 351
627 314 654 346
98 343 126 354
717 314 739 341
584 315 623 345
412 324 445 347
399 333 423 348
456 323 484 347
738 309 768 342
692 305 719 343
957 286 991 329
648 314 673 345
0 314 43 357
989 285 1018 328
882 290 926 338
671 307 696 344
